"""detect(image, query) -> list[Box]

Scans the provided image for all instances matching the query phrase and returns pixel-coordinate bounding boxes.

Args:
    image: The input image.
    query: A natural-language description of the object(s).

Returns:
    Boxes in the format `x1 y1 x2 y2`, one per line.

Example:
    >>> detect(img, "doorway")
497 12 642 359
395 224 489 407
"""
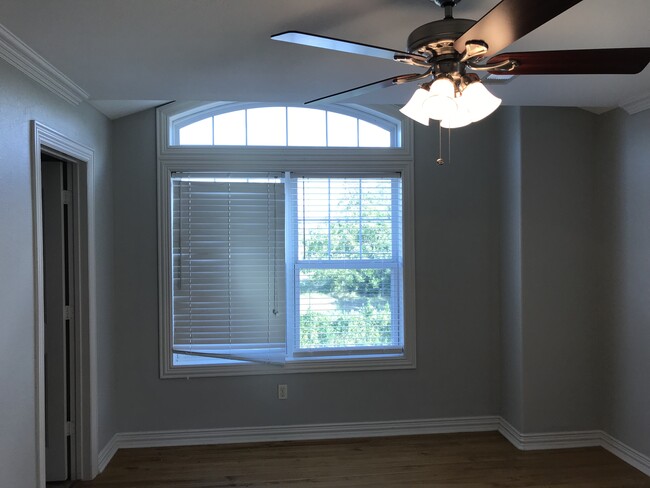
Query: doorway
32 121 98 486
42 157 77 485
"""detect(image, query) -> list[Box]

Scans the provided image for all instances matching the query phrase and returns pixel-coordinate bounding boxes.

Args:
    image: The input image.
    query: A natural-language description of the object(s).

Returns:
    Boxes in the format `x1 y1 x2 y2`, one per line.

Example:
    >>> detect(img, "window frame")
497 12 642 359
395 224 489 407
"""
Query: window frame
288 175 404 358
158 102 413 162
157 102 416 378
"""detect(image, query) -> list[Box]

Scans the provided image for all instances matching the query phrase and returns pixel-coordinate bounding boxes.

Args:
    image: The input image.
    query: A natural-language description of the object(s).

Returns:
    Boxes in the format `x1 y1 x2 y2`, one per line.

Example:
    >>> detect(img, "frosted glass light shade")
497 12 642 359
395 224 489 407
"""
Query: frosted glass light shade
441 93 473 128
400 87 430 126
440 106 473 129
462 81 502 122
421 78 457 121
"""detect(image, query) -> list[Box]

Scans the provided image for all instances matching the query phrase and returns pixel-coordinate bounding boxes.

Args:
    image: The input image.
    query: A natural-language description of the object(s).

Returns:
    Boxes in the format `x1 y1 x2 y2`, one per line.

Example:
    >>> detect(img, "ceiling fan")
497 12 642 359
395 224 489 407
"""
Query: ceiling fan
271 0 650 128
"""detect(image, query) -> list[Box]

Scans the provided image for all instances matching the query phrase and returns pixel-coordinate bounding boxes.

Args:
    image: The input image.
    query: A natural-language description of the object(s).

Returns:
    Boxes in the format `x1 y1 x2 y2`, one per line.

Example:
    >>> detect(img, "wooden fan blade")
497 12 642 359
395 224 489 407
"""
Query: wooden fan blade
454 0 583 57
306 73 427 105
488 48 650 75
272 31 427 64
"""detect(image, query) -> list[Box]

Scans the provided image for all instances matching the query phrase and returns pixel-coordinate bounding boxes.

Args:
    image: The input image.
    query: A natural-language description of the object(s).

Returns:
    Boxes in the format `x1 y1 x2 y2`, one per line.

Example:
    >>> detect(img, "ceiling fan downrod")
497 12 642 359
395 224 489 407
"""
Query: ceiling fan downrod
432 0 461 19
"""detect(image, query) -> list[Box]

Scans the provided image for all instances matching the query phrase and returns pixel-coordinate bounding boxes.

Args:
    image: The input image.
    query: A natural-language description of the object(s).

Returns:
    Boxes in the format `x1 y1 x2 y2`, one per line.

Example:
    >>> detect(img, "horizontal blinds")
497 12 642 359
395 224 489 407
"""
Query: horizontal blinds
171 174 286 363
290 175 403 355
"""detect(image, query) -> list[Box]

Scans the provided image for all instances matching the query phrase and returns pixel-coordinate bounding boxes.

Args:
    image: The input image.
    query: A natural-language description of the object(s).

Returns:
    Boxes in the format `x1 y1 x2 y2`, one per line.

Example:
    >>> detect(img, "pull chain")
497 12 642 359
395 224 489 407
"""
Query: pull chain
436 122 452 165
448 124 451 163
436 121 444 165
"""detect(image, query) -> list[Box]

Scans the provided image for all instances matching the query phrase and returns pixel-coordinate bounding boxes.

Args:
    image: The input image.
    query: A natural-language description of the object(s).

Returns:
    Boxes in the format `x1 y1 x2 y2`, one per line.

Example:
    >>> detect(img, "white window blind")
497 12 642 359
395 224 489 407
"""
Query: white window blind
171 173 286 364
289 175 403 357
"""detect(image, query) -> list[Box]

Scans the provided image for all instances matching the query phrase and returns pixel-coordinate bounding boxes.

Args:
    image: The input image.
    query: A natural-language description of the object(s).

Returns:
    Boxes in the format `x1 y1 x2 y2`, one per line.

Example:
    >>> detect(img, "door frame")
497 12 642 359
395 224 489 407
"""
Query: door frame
31 121 98 485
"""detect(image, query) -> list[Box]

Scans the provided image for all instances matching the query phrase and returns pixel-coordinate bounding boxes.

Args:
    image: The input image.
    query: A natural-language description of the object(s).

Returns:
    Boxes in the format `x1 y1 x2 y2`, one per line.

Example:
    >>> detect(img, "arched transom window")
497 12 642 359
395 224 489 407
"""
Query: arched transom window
171 104 400 148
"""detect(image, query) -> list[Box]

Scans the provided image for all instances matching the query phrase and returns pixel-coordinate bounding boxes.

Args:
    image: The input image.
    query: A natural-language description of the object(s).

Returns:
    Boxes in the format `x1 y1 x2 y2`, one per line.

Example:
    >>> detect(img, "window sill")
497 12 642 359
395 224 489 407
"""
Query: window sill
161 353 416 378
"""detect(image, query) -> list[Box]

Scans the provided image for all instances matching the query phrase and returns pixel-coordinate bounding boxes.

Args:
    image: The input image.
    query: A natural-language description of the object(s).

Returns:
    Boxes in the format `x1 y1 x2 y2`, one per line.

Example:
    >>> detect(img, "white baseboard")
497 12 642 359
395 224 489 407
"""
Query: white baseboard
97 416 649 479
498 419 602 451
601 432 650 477
499 419 650 477
97 434 119 473
97 416 499 472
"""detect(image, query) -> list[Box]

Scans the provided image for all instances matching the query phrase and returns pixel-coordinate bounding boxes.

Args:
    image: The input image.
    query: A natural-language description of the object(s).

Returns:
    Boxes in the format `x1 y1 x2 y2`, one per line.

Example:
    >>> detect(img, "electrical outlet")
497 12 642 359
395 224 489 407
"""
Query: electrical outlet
278 384 288 400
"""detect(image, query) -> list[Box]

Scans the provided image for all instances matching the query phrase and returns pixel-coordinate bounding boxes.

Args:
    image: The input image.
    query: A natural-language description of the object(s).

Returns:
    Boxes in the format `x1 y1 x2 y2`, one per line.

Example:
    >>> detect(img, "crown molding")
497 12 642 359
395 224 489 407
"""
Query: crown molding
0 22 88 105
620 92 650 115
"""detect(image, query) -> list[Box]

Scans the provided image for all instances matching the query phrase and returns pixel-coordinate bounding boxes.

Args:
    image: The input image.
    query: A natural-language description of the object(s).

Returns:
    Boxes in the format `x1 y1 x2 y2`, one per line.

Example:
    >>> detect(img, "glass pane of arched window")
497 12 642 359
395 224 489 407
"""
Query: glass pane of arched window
359 120 391 148
173 104 400 147
179 118 213 145
327 112 358 147
247 107 287 146
288 107 326 147
213 110 246 145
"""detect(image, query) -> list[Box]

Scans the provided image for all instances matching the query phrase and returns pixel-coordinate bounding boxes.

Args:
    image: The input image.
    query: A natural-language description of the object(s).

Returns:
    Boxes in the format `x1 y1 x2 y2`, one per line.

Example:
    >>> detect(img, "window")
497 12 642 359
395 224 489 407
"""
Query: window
168 103 400 148
171 174 286 365
291 177 403 357
158 102 415 377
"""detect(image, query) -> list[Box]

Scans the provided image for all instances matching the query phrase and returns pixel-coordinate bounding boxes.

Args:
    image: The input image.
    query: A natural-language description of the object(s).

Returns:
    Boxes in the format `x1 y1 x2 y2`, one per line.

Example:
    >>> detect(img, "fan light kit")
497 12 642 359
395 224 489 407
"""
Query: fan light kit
401 73 501 127
272 0 650 129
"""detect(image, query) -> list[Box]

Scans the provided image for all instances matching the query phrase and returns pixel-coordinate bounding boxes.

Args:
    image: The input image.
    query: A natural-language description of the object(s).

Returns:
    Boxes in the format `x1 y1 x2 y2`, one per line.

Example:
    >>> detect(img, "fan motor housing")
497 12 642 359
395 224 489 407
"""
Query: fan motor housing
407 18 476 55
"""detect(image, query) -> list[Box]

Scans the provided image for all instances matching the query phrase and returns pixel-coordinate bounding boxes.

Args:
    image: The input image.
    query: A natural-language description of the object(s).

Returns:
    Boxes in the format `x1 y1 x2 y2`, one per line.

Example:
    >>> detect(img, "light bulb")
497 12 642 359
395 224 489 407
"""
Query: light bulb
421 78 457 121
400 87 431 126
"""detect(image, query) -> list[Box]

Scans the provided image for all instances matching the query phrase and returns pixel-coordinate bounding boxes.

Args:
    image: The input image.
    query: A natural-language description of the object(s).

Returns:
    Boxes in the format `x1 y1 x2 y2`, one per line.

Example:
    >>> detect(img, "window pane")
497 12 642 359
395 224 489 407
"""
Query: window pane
247 107 287 146
179 118 213 145
298 268 395 349
327 112 358 147
297 179 329 220
214 110 246 145
288 107 327 147
329 179 361 220
171 175 286 366
175 106 400 148
361 179 392 219
297 178 398 261
298 221 329 260
330 220 361 259
361 221 392 259
359 120 391 147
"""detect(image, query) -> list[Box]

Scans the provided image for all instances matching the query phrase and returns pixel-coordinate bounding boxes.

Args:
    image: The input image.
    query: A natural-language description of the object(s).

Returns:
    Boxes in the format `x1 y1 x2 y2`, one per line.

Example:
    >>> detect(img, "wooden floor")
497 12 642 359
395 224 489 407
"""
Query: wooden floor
76 432 650 487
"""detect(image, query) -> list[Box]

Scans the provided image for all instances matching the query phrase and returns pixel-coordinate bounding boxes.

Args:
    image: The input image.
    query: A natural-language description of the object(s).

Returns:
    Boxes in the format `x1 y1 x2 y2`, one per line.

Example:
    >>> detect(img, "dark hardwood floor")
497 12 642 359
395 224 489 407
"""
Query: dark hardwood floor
76 431 650 487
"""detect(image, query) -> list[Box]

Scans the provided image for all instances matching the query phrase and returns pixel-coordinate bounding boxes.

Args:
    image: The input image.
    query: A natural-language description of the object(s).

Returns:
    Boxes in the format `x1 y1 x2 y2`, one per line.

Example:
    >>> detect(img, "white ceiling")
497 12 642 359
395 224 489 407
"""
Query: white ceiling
0 0 648 119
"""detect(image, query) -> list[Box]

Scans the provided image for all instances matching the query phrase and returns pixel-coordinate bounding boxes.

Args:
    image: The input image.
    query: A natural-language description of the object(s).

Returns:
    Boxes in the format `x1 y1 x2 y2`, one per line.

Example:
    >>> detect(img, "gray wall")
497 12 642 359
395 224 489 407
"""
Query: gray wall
519 107 600 432
598 108 650 457
498 106 524 431
110 108 503 433
498 107 601 433
0 59 115 486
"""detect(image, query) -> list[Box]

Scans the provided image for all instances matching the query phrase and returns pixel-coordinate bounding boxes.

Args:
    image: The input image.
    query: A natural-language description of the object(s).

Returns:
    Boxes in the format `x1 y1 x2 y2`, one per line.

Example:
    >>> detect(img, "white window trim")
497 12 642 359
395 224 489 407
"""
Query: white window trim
157 102 416 378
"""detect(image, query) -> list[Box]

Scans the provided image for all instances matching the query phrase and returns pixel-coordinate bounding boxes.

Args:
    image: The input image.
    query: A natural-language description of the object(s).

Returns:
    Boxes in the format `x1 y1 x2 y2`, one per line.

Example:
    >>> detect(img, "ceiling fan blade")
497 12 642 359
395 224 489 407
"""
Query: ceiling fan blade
272 31 427 64
454 0 583 57
306 73 427 105
488 48 650 75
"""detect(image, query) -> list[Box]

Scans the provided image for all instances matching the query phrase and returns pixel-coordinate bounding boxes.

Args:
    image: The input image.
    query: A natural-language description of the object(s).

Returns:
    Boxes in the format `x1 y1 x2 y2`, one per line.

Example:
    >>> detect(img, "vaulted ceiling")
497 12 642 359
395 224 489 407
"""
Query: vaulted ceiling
1 0 648 118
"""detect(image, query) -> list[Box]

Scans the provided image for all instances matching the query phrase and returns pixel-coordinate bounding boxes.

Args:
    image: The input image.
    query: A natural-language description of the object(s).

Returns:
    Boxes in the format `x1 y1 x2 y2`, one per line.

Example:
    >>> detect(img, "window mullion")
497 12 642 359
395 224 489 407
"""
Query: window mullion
285 172 297 358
